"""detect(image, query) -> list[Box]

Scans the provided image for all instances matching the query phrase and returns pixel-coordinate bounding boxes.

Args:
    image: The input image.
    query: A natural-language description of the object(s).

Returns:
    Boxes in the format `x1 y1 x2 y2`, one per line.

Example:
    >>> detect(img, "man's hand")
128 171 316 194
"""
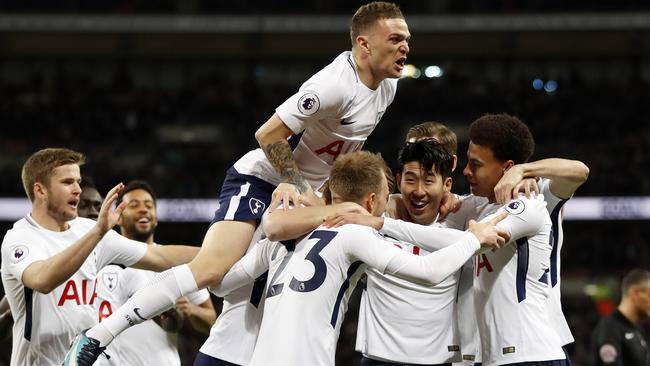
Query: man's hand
468 212 511 250
298 189 325 208
438 192 462 220
269 183 301 212
155 307 184 333
175 297 197 318
494 166 540 204
95 183 126 235
323 211 382 230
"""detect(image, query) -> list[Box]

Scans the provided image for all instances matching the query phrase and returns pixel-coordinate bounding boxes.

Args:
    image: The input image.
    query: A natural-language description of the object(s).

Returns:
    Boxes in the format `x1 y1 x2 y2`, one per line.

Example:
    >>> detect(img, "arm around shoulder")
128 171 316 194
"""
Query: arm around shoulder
518 158 589 199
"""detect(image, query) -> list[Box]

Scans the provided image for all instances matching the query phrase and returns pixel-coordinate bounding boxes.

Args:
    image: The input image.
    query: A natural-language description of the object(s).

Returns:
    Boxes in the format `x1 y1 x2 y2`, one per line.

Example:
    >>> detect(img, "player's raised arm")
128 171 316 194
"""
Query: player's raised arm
264 202 368 241
19 183 125 294
256 114 312 195
494 158 589 203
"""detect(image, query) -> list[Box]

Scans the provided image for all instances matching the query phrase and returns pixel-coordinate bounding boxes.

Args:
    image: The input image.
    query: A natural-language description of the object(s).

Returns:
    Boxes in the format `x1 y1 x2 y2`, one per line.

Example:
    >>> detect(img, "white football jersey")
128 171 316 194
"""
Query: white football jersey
356 220 468 364
94 262 210 366
234 51 398 190
200 225 267 365
212 224 480 366
444 195 488 365
0 215 146 366
539 178 574 346
473 195 565 366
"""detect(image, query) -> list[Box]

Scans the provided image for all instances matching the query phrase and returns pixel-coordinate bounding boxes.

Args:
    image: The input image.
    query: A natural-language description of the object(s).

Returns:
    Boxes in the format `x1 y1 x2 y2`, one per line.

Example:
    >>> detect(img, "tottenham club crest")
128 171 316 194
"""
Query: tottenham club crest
297 93 320 116
11 245 28 263
249 198 266 215
103 272 118 292
505 200 525 215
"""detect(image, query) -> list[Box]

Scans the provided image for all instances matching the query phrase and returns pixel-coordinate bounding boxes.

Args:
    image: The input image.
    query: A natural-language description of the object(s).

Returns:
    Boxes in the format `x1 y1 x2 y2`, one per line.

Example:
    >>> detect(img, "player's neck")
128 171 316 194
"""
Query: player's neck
31 204 69 232
351 49 381 90
618 301 641 324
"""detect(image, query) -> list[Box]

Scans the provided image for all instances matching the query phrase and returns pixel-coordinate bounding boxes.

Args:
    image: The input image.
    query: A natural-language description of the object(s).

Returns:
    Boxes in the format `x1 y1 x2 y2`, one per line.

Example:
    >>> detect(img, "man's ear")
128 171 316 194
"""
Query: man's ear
34 182 46 201
502 160 515 172
364 192 376 213
452 155 458 172
443 177 453 193
356 35 371 54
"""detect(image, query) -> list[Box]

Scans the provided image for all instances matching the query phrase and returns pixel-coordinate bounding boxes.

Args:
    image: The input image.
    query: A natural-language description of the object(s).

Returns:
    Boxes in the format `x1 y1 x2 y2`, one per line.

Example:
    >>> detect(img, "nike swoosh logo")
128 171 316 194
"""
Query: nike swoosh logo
340 119 356 125
133 307 147 321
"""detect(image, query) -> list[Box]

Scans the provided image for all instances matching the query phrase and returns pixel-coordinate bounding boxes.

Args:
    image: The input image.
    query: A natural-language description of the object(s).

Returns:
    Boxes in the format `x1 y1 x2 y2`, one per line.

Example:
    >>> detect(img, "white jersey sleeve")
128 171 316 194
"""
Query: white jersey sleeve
381 217 470 251
342 226 479 286
494 194 548 241
95 230 147 270
1 227 50 283
209 239 279 297
276 73 347 134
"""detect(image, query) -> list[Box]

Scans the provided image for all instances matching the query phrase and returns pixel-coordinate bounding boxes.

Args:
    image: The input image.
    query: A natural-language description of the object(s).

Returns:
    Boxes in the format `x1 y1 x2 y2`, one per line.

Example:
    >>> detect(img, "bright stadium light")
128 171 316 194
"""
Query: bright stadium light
401 64 421 79
544 79 558 92
424 65 443 78
532 78 544 90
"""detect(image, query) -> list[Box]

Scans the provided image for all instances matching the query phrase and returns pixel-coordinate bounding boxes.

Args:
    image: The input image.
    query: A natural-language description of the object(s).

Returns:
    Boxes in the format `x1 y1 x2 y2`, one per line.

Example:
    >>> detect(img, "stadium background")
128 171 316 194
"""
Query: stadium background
1 1 649 365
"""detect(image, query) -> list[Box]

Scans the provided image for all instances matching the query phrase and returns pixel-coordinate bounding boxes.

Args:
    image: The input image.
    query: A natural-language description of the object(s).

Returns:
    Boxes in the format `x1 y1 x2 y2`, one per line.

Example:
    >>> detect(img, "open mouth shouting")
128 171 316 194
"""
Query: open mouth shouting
395 56 407 72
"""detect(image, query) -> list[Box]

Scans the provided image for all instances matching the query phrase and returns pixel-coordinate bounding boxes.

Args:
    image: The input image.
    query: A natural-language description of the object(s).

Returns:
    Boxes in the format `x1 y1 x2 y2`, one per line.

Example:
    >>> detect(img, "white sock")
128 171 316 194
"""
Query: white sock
87 264 198 346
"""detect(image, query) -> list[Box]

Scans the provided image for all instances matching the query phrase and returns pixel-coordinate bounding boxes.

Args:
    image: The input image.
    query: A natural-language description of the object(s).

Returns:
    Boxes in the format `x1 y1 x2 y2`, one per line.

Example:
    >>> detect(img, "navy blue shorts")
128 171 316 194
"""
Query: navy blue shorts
360 356 450 366
193 352 240 366
212 167 276 223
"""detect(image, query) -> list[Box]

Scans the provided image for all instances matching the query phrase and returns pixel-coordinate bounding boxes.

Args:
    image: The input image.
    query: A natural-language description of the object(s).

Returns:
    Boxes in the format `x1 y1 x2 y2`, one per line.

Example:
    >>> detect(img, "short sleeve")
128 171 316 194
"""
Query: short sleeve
95 230 147 270
275 80 347 134
1 229 49 284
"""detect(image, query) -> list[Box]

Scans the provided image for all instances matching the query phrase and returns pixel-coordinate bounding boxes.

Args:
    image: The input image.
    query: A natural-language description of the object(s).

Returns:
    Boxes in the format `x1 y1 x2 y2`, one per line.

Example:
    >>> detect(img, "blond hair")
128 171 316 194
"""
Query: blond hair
21 148 85 202
350 2 404 47
329 151 388 203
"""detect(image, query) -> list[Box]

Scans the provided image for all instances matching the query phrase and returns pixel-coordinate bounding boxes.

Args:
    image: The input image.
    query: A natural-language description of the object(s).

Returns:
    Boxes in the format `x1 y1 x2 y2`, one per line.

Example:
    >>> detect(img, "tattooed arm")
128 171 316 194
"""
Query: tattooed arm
255 113 312 194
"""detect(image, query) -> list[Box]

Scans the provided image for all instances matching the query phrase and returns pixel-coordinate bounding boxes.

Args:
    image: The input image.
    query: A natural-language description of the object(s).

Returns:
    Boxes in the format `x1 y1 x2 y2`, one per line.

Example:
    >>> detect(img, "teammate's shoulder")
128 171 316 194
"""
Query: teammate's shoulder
70 216 97 229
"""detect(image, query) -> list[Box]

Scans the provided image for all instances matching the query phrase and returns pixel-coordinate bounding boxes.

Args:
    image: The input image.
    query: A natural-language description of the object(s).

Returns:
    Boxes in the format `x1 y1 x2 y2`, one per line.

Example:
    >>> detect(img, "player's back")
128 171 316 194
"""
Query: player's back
249 225 372 366
473 195 565 365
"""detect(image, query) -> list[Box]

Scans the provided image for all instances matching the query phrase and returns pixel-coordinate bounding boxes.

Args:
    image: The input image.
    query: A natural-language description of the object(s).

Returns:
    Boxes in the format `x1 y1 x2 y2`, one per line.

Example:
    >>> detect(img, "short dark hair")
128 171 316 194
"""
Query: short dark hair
350 2 404 47
398 139 453 179
405 121 458 155
117 180 157 206
469 113 535 164
622 269 650 295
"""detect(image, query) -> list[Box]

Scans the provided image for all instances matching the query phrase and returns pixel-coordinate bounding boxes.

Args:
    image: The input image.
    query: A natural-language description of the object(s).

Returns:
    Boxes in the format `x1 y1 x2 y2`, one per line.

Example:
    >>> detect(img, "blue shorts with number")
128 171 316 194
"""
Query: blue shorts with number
212 167 276 224
193 352 240 366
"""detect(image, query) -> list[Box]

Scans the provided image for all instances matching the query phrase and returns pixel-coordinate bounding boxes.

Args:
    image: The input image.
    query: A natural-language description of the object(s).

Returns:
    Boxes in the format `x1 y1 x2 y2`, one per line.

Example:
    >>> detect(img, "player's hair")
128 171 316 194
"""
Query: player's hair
117 180 157 206
622 269 650 295
322 162 394 205
398 139 453 179
405 121 458 155
21 148 85 202
468 113 535 164
350 2 404 47
80 174 97 190
329 151 388 203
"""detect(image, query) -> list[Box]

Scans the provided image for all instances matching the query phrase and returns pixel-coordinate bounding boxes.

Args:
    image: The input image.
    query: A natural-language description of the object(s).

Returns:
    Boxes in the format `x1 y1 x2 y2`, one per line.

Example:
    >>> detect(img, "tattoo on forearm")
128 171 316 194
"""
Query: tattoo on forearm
264 140 310 193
